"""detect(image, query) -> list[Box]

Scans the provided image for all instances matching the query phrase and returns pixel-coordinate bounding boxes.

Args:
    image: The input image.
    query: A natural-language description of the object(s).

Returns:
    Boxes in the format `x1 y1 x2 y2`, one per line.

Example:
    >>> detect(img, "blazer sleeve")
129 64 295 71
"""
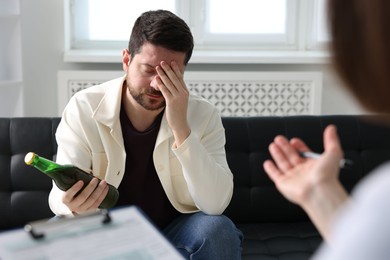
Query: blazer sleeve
172 106 233 215
49 97 95 216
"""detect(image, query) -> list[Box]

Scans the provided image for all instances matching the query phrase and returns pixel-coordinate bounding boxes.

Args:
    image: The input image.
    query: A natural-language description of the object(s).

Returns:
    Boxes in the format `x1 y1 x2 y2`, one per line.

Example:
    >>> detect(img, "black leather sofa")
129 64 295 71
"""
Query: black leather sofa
1 116 390 259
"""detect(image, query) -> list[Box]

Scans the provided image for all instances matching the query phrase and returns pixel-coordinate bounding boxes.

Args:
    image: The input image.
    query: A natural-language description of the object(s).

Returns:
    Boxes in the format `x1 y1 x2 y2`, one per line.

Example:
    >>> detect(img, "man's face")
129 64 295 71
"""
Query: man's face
123 43 186 111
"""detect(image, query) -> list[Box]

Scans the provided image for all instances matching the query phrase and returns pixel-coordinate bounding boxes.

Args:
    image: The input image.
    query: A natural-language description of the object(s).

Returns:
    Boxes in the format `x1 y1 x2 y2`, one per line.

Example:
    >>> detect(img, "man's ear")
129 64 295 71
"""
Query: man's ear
122 49 131 71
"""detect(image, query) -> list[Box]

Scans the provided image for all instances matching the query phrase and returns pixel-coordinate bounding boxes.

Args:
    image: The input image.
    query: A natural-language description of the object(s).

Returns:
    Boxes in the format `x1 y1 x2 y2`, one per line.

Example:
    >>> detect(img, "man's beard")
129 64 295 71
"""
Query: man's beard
127 82 166 111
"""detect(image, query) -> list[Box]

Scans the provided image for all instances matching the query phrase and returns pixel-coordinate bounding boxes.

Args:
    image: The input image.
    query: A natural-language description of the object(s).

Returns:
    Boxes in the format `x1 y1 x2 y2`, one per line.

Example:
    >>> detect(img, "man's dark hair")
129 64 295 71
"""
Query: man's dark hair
128 10 194 65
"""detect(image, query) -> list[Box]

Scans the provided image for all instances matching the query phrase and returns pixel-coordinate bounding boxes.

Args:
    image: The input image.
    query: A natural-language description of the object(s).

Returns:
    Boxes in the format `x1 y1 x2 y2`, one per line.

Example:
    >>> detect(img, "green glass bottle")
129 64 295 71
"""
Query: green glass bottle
24 152 119 209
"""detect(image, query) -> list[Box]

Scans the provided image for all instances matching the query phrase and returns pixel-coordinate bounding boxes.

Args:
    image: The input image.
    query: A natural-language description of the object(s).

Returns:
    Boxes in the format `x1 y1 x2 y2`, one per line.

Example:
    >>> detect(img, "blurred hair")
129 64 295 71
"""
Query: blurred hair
328 0 390 113
128 9 194 65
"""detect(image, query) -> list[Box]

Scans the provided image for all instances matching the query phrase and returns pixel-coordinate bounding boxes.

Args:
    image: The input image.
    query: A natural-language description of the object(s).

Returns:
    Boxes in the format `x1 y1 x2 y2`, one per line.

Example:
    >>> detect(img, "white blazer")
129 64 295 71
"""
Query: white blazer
49 76 233 215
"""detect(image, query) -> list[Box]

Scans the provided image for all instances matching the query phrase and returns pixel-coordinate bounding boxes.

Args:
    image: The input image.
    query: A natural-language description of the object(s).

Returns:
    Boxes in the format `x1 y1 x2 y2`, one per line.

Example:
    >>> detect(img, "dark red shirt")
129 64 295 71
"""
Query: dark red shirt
117 106 181 229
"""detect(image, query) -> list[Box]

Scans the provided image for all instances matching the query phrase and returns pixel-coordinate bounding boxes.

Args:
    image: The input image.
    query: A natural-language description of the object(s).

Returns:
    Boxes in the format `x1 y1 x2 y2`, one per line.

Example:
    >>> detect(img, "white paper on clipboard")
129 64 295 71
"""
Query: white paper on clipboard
0 206 184 260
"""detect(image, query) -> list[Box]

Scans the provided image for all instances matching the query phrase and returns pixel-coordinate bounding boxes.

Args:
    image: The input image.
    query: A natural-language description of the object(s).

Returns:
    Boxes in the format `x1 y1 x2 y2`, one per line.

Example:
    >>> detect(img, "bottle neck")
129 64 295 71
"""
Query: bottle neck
31 155 63 174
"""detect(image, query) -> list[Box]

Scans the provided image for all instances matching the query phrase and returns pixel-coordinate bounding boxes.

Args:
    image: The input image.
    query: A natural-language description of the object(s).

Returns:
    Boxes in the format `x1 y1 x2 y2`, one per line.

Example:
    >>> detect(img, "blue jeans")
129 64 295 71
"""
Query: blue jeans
163 212 243 260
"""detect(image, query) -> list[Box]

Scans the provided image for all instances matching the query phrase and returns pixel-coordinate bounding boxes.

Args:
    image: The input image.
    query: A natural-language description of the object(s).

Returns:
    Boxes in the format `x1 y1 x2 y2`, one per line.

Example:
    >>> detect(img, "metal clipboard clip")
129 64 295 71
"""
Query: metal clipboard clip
24 209 112 240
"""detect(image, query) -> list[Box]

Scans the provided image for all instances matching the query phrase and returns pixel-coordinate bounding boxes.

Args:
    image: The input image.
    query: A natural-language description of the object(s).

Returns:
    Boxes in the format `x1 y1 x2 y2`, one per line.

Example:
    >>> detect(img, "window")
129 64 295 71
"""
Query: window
65 0 330 63
191 0 295 50
71 0 176 49
306 0 330 49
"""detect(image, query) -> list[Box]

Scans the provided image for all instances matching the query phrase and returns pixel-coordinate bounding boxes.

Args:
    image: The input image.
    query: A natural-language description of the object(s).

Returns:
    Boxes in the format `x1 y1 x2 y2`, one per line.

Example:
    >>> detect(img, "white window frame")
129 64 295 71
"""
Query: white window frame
187 0 298 51
305 0 330 50
63 0 330 64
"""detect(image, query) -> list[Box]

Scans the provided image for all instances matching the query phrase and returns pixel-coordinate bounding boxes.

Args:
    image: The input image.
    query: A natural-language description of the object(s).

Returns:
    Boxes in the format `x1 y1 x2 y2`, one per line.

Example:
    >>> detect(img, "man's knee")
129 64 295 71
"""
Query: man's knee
190 214 242 243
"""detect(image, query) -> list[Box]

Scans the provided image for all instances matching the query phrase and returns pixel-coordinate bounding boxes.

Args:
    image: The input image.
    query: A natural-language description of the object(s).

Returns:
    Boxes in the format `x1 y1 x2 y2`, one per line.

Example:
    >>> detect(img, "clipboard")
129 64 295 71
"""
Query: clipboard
0 206 184 260
24 209 112 240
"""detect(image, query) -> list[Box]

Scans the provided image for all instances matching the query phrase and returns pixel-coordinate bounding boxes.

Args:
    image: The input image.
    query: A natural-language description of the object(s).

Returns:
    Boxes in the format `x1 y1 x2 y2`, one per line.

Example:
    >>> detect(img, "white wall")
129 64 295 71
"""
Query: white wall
19 0 366 117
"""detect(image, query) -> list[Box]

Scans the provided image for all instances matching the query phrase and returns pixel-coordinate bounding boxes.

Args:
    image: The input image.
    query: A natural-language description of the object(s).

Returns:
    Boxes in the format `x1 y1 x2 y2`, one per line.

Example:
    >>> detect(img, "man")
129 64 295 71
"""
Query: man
49 10 242 259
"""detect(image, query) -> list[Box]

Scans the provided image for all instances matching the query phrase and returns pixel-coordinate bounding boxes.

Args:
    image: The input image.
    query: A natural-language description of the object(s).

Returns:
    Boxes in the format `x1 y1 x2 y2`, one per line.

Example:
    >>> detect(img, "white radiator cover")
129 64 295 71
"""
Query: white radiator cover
58 70 322 117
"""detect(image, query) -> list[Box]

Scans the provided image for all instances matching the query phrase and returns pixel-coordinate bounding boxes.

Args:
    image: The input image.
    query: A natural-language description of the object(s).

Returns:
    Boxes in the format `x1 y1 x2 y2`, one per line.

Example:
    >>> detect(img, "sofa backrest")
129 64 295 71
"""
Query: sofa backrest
1 115 390 231
0 118 60 230
222 115 390 223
